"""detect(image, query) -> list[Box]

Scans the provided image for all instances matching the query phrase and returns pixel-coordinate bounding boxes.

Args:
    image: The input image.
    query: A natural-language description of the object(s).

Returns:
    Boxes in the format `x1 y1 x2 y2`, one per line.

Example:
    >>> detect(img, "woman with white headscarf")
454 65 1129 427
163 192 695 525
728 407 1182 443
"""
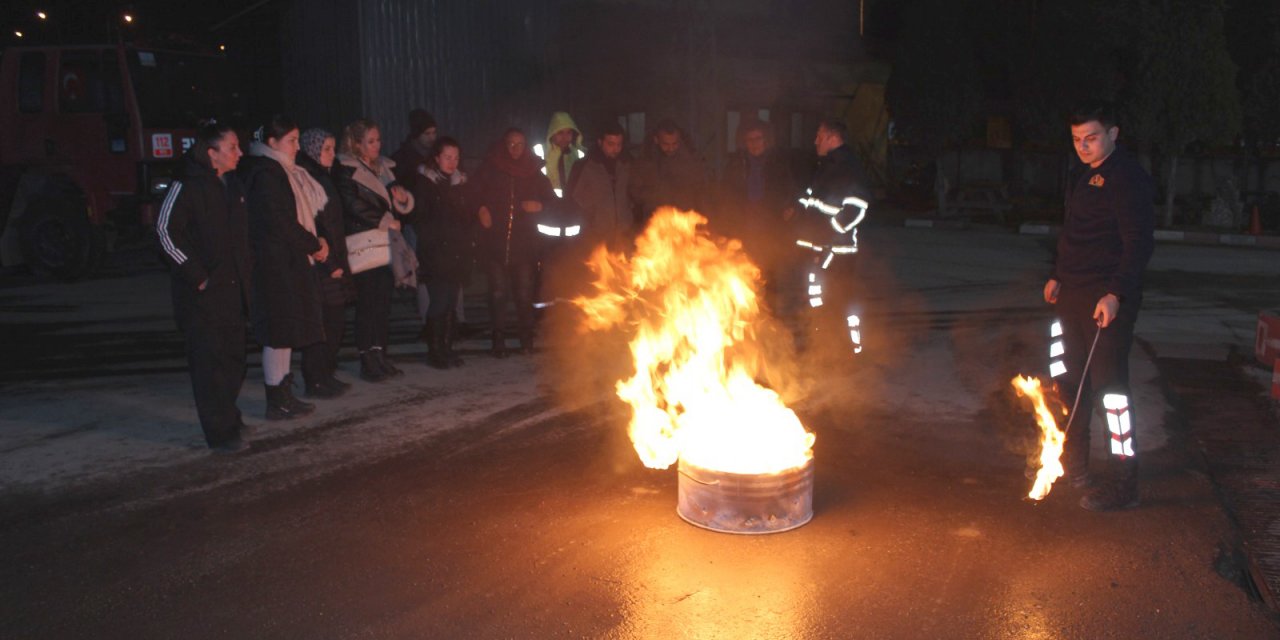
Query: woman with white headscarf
242 114 330 420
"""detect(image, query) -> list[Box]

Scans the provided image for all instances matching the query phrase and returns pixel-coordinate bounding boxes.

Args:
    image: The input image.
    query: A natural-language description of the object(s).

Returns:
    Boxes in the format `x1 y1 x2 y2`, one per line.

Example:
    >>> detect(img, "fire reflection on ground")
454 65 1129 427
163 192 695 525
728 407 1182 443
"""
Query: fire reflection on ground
613 533 818 639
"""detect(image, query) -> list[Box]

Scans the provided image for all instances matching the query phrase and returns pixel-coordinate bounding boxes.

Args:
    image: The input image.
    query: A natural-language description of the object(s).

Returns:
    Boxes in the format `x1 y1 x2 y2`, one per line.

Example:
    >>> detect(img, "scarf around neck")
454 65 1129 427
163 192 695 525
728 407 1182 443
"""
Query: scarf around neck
249 141 328 241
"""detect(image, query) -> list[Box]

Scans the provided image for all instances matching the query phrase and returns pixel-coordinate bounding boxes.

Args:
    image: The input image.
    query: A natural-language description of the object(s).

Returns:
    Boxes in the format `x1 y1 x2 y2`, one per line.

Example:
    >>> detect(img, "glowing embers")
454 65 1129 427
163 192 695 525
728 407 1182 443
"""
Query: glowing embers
1103 393 1134 458
1011 375 1068 500
573 207 815 503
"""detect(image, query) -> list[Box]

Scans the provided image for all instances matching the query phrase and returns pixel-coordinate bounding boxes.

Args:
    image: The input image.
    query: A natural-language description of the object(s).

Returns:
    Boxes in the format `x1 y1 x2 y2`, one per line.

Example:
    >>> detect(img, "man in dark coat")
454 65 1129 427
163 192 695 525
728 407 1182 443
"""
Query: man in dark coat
717 117 795 271
156 122 252 452
1044 101 1155 512
472 128 555 356
567 121 633 249
629 119 709 227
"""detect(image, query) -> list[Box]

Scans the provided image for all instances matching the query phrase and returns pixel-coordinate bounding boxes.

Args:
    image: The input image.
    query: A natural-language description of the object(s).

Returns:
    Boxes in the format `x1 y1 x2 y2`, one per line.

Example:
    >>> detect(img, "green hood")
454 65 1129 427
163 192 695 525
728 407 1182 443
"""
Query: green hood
543 111 586 190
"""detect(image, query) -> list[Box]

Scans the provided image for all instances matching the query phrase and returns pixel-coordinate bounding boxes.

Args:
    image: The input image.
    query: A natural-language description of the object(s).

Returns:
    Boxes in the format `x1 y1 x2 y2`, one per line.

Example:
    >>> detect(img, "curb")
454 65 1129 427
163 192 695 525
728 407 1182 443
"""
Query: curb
1018 223 1280 249
900 218 1280 250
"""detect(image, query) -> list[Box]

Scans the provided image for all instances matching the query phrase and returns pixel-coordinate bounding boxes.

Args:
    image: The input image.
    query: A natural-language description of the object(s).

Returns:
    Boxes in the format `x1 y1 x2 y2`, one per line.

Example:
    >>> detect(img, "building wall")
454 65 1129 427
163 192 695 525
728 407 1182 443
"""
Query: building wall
280 0 362 138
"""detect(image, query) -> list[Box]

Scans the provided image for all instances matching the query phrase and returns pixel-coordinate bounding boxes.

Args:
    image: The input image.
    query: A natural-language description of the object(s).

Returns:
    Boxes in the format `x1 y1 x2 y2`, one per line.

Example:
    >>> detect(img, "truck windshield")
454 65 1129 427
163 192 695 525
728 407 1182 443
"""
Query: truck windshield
126 49 240 129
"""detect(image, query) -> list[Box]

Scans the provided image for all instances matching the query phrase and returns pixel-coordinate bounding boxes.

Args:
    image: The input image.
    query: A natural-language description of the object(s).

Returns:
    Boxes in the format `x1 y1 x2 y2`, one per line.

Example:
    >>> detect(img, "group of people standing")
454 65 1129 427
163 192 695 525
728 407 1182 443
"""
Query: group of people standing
158 112 478 452
157 107 871 454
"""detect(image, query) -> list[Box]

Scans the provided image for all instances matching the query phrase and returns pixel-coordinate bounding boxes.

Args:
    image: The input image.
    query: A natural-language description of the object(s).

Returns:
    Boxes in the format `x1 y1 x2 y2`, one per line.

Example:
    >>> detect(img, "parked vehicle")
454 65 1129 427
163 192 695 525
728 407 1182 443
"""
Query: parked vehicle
0 44 240 279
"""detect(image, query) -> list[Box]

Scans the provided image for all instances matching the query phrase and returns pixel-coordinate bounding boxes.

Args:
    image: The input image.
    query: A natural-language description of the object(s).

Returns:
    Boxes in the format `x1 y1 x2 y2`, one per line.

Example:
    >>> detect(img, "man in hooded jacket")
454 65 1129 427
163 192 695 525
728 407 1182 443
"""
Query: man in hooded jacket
539 111 586 195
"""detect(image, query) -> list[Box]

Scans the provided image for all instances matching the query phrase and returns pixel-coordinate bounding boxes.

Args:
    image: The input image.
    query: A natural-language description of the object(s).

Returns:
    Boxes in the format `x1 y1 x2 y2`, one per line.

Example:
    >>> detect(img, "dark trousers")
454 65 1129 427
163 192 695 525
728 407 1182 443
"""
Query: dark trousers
426 280 461 321
485 260 534 339
353 266 393 351
301 303 346 385
183 313 247 447
1057 284 1141 479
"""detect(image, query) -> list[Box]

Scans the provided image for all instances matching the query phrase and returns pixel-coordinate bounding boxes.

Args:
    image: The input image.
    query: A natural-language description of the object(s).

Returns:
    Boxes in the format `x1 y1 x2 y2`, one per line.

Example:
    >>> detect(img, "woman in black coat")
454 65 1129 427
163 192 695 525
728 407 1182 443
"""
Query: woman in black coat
242 115 329 420
408 136 474 369
472 128 554 357
297 128 357 396
333 118 415 382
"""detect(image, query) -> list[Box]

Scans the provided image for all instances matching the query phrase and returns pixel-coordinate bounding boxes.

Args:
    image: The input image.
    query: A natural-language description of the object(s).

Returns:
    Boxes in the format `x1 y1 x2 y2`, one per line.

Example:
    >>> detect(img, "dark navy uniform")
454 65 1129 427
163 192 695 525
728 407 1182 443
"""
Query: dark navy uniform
791 144 871 354
157 153 253 448
1050 145 1154 485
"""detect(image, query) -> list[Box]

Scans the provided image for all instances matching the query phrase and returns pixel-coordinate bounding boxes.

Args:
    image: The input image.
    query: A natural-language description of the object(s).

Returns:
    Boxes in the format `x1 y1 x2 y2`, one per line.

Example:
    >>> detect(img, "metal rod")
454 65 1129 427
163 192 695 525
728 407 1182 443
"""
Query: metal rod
1061 323 1103 436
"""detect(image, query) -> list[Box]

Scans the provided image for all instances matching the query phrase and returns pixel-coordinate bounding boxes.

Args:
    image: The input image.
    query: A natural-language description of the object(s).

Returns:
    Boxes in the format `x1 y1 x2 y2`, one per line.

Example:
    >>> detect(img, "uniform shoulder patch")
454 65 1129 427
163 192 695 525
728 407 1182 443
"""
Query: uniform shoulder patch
1088 174 1105 188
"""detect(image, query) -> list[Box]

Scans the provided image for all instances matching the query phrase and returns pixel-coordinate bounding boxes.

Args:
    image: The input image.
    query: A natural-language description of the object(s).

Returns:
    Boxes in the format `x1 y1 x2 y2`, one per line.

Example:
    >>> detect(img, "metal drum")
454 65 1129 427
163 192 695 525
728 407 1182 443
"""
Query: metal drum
676 457 814 534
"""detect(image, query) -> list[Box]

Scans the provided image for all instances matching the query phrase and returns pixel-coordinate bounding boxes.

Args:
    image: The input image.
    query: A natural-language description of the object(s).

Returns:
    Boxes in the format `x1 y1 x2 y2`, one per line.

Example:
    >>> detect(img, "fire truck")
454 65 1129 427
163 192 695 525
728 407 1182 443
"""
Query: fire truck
0 44 239 279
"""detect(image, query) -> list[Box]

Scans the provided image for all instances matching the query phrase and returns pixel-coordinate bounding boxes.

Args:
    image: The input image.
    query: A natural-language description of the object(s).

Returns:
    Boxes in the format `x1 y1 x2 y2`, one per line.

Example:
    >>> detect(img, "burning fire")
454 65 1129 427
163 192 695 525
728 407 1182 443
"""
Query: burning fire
1011 375 1068 500
574 208 814 475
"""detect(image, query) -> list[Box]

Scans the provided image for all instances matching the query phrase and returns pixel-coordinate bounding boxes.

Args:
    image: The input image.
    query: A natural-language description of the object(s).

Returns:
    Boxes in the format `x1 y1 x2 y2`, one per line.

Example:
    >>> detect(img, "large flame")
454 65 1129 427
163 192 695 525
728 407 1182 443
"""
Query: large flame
1011 375 1067 500
574 208 814 475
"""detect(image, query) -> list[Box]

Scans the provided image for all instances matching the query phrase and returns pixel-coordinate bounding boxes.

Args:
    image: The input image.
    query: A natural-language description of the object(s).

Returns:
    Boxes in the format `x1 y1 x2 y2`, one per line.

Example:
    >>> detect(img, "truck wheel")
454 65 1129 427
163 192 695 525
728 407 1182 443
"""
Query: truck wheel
18 196 94 280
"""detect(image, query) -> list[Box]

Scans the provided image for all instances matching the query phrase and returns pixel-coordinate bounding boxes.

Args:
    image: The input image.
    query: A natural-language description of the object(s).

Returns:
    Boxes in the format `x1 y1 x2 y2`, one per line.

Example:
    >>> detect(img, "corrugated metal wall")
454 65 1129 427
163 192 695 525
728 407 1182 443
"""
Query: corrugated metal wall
359 0 562 158
283 0 563 160
280 0 362 139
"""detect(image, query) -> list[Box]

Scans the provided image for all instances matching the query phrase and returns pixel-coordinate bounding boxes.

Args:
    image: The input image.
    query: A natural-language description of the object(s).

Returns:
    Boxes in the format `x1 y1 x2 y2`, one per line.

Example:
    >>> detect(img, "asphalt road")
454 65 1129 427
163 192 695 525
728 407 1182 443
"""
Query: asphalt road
2 226 1278 638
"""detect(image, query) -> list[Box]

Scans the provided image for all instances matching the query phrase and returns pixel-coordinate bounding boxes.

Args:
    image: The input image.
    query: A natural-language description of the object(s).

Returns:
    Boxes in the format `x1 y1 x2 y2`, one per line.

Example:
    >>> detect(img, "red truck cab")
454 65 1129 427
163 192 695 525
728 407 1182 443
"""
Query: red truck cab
0 44 237 279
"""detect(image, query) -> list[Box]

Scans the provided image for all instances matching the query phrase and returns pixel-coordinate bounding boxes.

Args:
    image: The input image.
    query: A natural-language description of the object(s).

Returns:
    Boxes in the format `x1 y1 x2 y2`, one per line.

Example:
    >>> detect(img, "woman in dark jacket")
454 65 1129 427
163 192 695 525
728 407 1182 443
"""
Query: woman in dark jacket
333 118 415 381
408 136 473 369
297 128 357 396
472 128 554 357
241 115 329 420
156 121 252 451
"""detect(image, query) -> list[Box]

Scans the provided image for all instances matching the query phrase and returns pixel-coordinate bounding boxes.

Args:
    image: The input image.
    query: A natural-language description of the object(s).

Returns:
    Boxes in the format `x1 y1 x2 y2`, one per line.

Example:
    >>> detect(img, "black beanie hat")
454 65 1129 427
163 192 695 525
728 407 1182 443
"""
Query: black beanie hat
408 109 437 138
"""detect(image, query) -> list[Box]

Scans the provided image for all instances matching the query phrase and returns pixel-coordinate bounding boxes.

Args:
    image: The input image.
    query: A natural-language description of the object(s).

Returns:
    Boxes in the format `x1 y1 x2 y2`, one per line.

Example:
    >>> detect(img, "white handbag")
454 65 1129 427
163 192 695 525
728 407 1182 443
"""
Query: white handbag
345 228 391 274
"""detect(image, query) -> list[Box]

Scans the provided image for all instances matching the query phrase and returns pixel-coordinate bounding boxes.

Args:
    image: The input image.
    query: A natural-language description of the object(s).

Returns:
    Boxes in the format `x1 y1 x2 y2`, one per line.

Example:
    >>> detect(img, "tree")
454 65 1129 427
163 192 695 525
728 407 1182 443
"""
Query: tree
1118 0 1241 226
1009 0 1127 147
884 0 984 213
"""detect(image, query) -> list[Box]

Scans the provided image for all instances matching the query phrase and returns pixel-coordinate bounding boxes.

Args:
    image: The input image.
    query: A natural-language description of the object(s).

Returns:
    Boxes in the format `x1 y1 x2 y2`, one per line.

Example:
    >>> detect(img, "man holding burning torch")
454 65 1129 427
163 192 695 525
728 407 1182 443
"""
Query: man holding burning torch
1044 101 1155 512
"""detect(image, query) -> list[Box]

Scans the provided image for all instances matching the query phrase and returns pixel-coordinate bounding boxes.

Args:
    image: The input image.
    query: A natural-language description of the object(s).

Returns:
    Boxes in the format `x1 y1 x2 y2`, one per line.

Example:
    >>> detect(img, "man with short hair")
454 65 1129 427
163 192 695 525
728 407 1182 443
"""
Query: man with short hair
629 119 709 226
787 118 871 355
567 121 633 248
717 117 794 256
1045 101 1155 511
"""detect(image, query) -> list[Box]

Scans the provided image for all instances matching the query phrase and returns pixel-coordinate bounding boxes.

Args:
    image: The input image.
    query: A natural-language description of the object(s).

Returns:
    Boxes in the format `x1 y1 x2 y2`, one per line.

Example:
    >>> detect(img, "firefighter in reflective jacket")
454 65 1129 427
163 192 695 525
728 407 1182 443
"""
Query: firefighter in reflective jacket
789 119 871 354
1045 102 1155 512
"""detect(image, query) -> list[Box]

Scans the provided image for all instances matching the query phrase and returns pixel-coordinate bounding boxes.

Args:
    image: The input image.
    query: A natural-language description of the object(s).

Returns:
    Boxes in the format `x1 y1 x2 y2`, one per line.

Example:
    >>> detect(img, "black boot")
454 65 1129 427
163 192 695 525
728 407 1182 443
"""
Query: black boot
265 381 312 420
425 318 449 369
360 350 389 382
280 373 315 415
443 313 464 367
491 330 508 359
305 376 345 398
374 347 403 376
1080 464 1139 511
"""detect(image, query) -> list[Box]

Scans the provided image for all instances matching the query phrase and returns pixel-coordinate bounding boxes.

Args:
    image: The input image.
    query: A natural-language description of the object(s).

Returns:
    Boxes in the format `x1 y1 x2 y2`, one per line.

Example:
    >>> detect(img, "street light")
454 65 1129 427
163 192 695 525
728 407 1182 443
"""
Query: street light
218 44 226 51
123 13 134 24
14 30 24 38
36 11 48 20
